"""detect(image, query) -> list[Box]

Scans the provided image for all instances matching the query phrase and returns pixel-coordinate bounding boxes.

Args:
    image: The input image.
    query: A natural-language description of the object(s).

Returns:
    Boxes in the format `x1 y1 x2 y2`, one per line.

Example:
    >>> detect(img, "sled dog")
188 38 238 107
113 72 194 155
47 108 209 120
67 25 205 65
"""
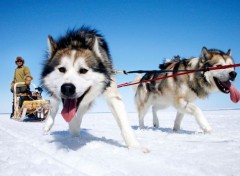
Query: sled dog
41 27 143 150
134 47 239 132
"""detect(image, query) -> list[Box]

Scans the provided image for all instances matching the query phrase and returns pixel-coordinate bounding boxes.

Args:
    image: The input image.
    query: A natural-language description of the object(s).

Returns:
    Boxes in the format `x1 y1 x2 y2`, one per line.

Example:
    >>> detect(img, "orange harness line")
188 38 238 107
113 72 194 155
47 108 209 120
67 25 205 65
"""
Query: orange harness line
117 63 240 88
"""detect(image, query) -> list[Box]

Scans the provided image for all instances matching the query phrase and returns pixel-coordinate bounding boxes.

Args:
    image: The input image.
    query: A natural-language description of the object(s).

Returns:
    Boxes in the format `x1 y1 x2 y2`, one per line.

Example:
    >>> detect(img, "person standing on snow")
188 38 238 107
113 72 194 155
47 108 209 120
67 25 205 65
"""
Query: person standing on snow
10 56 31 118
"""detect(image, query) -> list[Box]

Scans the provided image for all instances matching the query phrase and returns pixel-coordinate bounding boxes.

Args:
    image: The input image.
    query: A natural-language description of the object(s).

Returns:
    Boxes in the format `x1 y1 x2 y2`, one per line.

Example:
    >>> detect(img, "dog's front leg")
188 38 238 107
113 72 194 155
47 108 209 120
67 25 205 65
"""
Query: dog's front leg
68 105 88 137
173 112 184 131
188 103 212 133
104 82 146 151
176 99 212 133
44 95 60 133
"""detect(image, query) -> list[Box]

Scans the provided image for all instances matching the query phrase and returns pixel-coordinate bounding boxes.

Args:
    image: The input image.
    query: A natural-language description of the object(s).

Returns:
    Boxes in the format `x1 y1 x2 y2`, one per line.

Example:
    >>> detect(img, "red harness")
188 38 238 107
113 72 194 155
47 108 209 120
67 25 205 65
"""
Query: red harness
117 64 240 88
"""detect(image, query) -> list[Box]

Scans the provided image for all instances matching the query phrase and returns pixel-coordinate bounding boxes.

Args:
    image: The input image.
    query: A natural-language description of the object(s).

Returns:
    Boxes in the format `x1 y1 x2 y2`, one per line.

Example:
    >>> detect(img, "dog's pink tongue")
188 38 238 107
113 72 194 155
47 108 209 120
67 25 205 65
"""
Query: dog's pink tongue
61 99 77 122
229 84 240 103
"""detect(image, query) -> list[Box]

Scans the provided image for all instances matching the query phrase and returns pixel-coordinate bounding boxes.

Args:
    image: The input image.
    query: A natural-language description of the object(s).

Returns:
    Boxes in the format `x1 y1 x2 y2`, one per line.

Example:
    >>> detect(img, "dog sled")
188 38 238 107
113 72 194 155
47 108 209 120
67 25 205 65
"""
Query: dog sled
13 82 50 121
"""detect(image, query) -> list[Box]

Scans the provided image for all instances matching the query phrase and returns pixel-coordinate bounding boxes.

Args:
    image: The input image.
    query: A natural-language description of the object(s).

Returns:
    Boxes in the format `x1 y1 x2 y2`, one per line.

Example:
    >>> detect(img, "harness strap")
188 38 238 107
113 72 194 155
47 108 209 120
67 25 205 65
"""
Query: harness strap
117 63 240 88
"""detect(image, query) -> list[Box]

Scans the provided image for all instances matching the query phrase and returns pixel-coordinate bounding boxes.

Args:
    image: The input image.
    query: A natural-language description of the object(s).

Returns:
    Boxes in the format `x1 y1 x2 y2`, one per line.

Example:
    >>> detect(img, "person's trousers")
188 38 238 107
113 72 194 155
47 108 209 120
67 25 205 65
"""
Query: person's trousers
11 86 28 116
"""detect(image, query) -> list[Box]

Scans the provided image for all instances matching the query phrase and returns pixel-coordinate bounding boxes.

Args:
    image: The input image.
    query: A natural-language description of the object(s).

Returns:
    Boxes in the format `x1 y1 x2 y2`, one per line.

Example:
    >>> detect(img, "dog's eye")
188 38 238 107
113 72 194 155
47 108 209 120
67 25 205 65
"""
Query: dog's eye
79 68 88 74
58 67 66 73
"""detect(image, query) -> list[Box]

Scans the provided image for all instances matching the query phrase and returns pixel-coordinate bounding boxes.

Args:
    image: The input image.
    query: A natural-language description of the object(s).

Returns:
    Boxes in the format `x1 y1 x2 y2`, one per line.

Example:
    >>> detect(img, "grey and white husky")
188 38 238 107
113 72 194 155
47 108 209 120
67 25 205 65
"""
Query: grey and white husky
134 47 239 133
41 27 145 150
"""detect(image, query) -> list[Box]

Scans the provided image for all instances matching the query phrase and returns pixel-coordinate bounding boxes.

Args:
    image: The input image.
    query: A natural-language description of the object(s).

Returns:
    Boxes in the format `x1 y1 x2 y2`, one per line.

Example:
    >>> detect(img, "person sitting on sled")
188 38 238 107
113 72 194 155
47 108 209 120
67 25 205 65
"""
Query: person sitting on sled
18 74 38 108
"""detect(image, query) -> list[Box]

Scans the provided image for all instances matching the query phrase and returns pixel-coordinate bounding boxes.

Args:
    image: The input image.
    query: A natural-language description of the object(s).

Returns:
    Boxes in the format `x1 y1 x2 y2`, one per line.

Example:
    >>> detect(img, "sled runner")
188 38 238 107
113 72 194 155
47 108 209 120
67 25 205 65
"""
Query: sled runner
13 82 50 121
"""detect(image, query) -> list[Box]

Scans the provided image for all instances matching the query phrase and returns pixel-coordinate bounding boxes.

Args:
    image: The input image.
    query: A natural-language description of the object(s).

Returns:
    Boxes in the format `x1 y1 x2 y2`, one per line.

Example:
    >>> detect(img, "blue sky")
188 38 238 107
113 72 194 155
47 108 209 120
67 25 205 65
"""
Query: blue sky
1 0 240 113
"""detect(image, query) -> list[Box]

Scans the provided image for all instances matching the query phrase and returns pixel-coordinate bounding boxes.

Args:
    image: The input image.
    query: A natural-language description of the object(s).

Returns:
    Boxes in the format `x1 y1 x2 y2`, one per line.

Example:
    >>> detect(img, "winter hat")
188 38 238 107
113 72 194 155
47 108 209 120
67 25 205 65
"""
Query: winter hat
15 56 25 64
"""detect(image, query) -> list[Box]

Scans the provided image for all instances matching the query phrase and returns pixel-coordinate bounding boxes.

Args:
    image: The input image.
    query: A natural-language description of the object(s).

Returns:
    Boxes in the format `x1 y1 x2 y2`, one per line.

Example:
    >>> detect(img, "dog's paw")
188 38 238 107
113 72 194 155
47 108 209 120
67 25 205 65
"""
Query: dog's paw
43 116 54 132
43 129 49 135
43 125 50 131
138 126 145 130
173 126 180 132
203 126 212 134
69 130 80 137
43 124 52 134
141 147 150 153
43 124 53 134
128 146 150 153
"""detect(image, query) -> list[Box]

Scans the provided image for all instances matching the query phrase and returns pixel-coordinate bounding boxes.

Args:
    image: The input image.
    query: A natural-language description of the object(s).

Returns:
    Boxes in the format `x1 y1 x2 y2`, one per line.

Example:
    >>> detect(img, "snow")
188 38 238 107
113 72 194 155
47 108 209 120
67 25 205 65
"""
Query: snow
0 110 240 176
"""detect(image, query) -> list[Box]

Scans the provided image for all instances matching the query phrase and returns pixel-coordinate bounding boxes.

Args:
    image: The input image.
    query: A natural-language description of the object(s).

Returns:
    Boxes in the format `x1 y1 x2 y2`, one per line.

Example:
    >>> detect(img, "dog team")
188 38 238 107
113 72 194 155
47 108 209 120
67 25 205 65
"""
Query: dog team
13 26 239 152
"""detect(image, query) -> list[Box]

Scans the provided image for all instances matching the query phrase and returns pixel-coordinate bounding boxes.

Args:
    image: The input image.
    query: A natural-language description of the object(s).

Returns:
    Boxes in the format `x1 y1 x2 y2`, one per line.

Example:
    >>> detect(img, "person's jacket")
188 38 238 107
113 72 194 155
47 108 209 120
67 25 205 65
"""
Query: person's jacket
13 65 31 87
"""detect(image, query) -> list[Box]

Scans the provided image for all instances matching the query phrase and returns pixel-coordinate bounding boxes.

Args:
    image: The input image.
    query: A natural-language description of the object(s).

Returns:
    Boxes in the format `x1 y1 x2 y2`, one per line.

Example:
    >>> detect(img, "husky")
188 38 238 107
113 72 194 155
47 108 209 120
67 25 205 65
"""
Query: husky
134 47 239 133
41 27 146 151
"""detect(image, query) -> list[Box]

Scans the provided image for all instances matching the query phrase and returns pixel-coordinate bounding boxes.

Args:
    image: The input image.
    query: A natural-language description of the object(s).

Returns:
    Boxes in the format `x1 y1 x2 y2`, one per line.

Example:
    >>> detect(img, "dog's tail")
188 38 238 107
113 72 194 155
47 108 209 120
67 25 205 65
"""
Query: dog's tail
131 74 142 92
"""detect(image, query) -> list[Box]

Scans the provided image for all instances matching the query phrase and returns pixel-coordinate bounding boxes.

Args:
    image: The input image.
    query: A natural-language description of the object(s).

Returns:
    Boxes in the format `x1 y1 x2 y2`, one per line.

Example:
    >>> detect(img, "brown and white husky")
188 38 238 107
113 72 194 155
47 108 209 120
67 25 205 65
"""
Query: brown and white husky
134 47 239 132
41 27 147 151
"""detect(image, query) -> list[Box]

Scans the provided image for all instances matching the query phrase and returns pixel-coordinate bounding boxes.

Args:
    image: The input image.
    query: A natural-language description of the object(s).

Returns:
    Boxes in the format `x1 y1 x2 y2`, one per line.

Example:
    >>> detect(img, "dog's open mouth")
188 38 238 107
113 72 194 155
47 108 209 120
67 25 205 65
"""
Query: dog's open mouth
61 87 91 122
214 77 240 103
214 77 230 94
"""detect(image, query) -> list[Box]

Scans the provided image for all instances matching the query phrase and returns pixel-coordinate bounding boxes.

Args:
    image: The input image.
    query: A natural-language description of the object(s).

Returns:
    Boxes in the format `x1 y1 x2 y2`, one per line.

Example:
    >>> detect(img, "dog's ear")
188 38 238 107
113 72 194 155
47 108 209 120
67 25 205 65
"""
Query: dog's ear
48 35 58 56
226 49 231 56
89 37 102 58
93 37 102 58
200 47 209 62
85 35 102 58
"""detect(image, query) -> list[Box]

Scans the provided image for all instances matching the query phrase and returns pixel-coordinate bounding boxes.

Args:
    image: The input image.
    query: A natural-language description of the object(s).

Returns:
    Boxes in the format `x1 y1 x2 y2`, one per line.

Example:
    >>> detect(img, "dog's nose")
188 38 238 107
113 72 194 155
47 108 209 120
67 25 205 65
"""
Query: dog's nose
61 83 76 96
229 71 237 81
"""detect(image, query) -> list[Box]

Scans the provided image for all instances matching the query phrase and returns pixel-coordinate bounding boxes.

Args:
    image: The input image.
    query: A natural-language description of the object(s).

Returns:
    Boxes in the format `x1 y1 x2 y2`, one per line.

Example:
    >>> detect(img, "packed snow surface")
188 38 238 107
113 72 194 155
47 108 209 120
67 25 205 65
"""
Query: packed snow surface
0 110 240 176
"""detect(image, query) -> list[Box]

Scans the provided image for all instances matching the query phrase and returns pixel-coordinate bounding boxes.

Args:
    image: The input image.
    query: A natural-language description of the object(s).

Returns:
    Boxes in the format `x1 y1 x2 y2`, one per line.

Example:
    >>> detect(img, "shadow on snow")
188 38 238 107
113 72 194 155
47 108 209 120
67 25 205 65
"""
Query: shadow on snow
49 128 126 151
131 125 196 135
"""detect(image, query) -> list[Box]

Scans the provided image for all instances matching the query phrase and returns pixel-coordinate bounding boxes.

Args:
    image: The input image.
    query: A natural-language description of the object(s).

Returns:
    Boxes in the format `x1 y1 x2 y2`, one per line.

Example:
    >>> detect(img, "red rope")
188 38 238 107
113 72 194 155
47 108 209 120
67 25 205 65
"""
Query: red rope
117 63 240 88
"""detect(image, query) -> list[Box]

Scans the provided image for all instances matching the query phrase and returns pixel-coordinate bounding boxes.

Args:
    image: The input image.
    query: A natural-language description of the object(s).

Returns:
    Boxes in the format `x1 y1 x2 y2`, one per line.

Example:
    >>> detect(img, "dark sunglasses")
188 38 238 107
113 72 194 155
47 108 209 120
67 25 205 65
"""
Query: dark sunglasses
16 60 23 62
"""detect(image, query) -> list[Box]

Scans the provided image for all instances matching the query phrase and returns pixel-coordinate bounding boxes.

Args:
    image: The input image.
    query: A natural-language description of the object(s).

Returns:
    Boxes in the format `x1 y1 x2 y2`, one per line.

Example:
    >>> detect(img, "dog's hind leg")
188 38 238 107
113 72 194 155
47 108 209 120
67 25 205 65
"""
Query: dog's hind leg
138 101 151 129
134 85 150 129
173 112 184 131
175 98 212 133
44 96 60 133
152 104 169 128
152 105 159 128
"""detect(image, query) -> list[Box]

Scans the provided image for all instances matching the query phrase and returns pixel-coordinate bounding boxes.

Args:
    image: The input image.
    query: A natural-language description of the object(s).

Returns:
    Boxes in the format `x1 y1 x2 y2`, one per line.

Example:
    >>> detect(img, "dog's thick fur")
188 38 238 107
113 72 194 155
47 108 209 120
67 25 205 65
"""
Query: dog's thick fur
41 27 142 149
134 47 237 132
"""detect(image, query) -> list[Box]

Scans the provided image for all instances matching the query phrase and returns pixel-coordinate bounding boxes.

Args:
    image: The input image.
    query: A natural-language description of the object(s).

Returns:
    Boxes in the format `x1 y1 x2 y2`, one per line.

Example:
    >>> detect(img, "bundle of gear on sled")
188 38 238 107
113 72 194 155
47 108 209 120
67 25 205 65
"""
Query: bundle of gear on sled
12 79 50 121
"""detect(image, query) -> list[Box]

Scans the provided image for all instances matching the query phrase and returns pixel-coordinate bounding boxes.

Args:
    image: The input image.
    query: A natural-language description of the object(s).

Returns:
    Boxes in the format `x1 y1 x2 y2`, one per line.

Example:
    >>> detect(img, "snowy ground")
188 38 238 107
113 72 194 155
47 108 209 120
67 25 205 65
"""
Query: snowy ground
0 110 240 176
